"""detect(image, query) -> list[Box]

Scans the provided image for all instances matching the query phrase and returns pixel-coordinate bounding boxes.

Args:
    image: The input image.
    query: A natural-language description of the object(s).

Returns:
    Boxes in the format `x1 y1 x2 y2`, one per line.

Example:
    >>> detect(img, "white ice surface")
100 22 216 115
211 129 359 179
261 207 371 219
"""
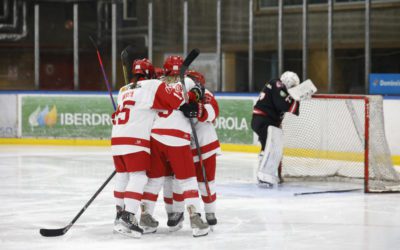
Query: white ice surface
1 145 400 250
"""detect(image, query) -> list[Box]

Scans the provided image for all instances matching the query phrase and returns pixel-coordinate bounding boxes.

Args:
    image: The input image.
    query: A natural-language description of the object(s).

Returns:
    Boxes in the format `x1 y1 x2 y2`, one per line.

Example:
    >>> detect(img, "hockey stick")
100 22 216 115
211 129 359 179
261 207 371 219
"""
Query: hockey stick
179 48 213 201
89 36 117 110
121 45 135 85
39 173 116 237
294 188 362 196
39 37 117 237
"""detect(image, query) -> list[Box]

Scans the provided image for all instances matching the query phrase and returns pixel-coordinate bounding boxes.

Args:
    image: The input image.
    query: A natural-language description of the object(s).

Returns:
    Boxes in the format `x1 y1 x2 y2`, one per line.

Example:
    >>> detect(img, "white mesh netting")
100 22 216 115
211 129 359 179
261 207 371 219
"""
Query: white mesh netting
280 95 400 192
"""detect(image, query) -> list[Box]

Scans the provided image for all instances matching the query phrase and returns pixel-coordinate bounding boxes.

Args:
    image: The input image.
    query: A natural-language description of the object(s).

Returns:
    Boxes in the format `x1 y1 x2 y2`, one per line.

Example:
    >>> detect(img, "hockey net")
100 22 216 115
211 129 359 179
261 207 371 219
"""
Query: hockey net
280 94 400 193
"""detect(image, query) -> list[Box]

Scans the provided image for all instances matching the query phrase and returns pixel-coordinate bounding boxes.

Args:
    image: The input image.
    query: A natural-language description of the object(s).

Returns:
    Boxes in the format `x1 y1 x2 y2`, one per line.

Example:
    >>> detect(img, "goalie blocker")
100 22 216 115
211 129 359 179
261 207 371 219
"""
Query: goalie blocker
288 79 317 101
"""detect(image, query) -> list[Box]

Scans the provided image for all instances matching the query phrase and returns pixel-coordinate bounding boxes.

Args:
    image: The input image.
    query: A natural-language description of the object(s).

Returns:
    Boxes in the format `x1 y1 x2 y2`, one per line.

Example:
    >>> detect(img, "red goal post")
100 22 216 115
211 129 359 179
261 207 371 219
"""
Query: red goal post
279 94 400 193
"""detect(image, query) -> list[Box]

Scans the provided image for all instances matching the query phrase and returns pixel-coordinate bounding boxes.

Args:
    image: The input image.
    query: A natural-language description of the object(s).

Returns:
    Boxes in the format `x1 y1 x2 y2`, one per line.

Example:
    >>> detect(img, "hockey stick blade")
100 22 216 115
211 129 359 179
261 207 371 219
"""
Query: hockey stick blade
121 45 136 84
40 225 70 237
39 171 117 237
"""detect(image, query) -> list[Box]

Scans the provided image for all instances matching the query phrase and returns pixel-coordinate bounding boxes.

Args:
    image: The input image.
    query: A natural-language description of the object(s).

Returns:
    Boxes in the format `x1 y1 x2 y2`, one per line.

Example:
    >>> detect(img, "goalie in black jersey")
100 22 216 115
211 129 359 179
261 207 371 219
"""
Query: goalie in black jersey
251 71 316 187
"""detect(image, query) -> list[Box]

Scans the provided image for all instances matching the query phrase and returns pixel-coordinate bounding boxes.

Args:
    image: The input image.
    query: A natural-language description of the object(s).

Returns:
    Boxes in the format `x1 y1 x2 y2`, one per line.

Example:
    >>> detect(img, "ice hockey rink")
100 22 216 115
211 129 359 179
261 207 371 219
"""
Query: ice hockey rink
1 145 400 250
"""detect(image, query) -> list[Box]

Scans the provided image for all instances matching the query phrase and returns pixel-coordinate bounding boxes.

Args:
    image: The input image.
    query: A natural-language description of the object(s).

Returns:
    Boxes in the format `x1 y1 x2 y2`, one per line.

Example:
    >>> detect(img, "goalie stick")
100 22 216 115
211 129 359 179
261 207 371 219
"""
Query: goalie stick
39 37 117 237
179 48 212 201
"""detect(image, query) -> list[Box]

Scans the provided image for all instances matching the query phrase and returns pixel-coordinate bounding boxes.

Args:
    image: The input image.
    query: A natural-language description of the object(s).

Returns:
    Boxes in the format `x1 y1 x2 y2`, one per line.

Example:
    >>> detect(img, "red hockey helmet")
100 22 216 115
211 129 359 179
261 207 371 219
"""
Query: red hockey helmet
186 70 206 86
132 58 155 80
163 56 183 76
154 67 165 79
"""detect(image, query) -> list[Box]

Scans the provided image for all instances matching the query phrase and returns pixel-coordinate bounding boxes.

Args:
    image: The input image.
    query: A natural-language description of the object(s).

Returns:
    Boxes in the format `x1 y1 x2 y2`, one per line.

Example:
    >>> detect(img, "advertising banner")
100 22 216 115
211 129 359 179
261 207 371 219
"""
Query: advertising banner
214 97 254 144
20 95 115 138
369 73 400 95
0 95 18 138
18 94 257 144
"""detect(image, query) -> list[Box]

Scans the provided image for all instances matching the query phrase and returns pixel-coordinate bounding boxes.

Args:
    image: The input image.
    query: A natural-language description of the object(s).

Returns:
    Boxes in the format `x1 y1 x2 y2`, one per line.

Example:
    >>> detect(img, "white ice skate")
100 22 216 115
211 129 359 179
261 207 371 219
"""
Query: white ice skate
187 205 209 237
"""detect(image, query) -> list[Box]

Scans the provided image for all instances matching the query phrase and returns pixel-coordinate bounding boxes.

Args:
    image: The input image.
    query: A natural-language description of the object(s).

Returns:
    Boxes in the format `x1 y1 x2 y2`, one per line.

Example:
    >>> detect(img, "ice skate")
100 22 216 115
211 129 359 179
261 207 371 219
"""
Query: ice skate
187 205 209 237
139 213 159 234
167 212 184 232
139 203 158 234
114 205 123 226
113 211 143 238
206 212 217 231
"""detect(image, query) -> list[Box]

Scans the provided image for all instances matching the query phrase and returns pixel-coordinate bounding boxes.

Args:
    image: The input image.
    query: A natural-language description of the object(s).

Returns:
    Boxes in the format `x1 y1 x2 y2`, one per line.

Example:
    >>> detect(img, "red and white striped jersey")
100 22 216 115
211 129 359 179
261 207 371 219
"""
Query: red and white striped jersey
191 90 221 162
111 79 185 156
151 77 196 147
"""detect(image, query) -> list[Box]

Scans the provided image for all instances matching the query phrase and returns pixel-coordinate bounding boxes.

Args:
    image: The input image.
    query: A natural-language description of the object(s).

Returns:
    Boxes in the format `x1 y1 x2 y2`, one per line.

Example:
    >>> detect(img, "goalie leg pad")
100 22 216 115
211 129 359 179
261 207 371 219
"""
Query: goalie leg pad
257 126 283 185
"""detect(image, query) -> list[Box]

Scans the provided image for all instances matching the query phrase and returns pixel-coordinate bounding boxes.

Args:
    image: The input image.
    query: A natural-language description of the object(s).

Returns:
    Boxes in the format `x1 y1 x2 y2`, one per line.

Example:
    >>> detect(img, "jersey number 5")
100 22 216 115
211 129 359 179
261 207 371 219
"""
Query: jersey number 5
112 100 135 125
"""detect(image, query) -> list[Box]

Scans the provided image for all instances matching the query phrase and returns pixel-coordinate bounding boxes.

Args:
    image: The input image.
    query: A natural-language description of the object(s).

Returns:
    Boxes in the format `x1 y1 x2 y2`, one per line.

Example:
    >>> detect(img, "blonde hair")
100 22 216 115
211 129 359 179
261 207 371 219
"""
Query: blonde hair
162 75 180 84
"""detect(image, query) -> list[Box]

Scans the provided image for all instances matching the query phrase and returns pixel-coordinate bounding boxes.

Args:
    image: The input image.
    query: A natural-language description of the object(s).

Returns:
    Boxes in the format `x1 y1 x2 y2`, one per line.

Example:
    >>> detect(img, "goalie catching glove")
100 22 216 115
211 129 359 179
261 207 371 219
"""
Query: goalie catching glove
179 102 204 118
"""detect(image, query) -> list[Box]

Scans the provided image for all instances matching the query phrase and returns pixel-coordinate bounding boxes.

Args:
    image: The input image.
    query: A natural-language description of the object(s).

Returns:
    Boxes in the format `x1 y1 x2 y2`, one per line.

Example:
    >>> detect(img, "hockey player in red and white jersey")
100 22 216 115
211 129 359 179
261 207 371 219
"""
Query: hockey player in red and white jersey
154 67 165 79
111 58 191 238
141 56 210 237
167 70 220 230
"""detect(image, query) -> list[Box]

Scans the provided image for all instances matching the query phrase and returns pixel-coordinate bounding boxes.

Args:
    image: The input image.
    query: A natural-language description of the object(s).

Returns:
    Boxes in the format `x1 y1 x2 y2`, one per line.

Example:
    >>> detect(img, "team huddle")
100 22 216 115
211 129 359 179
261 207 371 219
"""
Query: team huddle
110 56 220 238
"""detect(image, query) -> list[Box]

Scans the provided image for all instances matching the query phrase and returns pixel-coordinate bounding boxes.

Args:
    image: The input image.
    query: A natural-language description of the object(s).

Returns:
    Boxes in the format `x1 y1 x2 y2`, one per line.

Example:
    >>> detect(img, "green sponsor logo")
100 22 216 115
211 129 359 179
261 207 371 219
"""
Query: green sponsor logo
20 95 256 144
214 98 254 144
21 95 115 138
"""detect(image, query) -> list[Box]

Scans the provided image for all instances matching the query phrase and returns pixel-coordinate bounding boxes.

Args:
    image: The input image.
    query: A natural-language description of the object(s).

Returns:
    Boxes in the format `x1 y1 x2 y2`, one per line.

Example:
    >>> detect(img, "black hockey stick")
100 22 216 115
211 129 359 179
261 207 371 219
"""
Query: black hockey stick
294 188 362 196
39 173 116 237
121 45 136 85
179 49 213 201
39 37 118 237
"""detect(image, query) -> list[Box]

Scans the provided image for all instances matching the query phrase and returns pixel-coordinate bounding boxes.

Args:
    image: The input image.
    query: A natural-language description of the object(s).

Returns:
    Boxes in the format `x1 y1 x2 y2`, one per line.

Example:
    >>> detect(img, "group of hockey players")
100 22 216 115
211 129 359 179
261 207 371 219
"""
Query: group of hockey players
110 55 220 238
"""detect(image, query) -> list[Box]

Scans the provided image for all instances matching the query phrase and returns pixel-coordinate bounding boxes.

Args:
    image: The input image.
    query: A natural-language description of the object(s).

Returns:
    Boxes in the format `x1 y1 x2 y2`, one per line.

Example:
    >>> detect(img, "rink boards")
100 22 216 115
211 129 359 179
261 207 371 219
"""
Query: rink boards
0 92 399 165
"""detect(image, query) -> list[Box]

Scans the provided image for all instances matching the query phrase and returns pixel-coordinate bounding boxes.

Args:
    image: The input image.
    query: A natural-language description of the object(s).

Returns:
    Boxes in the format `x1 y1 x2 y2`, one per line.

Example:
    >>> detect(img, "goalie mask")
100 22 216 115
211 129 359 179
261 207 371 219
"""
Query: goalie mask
163 56 183 77
280 71 300 89
132 58 155 80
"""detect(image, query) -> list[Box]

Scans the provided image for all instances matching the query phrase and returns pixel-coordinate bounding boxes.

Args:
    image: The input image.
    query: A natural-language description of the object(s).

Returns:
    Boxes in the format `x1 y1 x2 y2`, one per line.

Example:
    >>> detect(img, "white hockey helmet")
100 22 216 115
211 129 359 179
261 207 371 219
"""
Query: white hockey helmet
280 71 300 89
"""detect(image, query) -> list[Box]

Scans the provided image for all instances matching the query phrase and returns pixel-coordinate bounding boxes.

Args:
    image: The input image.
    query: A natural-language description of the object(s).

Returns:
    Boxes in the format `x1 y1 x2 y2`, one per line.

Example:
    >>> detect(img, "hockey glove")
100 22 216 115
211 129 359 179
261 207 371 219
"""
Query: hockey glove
188 84 205 102
179 102 199 118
